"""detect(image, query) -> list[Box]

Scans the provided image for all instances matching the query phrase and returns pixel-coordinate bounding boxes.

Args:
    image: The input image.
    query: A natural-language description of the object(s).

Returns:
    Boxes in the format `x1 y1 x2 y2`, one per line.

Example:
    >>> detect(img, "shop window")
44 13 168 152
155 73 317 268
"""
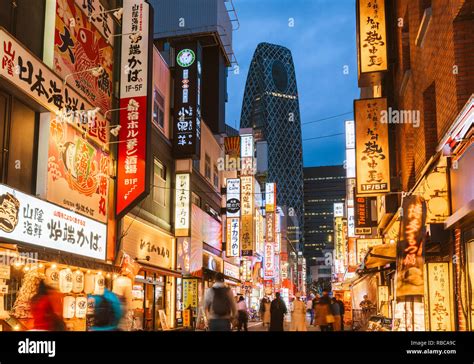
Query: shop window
153 88 165 130
0 93 37 194
153 159 166 207
213 164 219 189
205 154 211 180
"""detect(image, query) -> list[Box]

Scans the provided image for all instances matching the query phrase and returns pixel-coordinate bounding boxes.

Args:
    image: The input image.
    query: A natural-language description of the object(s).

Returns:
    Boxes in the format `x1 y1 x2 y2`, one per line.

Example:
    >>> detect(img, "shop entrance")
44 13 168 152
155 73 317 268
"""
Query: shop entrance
132 272 166 331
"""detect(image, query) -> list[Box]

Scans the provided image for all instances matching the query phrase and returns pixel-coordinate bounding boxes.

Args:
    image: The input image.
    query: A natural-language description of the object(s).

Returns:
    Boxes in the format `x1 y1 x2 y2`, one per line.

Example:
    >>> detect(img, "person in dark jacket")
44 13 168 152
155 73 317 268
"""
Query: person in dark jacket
336 297 345 331
269 292 288 331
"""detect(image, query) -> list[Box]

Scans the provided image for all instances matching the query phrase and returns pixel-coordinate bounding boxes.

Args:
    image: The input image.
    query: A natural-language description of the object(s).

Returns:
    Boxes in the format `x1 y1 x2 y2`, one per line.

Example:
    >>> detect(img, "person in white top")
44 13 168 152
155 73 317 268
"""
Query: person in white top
236 295 249 331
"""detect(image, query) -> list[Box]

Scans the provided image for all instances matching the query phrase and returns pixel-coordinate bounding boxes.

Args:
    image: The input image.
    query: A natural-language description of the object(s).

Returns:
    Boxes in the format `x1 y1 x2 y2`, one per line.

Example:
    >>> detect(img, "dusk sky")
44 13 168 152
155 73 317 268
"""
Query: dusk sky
227 0 360 167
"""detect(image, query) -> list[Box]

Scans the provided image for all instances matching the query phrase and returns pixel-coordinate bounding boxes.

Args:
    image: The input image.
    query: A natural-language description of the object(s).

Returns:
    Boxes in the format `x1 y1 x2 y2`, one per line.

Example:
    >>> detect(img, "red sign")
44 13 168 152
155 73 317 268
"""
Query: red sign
116 0 152 216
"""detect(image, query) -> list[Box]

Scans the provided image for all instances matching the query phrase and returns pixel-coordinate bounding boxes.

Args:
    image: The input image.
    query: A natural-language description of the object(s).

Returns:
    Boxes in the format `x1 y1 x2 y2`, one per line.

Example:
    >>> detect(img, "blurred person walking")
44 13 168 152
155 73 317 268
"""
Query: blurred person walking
314 290 334 331
291 293 307 331
330 297 342 331
236 295 249 331
31 280 65 331
89 289 124 331
269 292 287 331
204 273 237 331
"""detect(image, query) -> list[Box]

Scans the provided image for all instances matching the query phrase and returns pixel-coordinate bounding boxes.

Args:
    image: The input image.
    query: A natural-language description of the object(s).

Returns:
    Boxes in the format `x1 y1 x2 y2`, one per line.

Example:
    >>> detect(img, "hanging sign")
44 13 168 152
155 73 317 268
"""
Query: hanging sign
226 179 241 217
175 174 191 236
226 218 240 257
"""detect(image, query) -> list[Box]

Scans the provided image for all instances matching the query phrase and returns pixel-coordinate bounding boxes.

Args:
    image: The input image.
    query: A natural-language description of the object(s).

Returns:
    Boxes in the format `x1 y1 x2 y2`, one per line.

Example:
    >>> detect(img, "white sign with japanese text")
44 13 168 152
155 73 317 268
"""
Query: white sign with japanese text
175 174 190 234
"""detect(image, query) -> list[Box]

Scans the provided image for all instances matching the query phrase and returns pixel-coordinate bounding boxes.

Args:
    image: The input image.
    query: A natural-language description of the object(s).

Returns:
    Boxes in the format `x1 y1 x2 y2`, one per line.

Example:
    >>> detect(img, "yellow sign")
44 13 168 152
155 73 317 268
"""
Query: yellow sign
358 0 388 73
355 98 390 195
183 309 191 327
241 215 253 256
183 278 198 309
356 238 382 265
427 262 453 331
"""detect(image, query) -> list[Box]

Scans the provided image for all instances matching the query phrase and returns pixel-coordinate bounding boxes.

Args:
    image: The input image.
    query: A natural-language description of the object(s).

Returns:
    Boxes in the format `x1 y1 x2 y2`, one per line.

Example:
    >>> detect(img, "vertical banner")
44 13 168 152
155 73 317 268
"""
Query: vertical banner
173 42 202 159
225 179 241 217
175 174 191 236
241 176 253 256
265 183 276 212
396 196 427 298
240 134 254 176
427 262 453 331
357 0 388 73
266 212 275 244
264 242 275 279
117 0 152 216
355 196 377 235
355 98 390 195
182 278 198 309
226 218 240 257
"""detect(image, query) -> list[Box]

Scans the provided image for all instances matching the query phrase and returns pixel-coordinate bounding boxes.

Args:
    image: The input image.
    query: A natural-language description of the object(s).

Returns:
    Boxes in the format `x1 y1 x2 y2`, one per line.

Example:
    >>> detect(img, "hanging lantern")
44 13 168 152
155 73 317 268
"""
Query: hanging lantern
84 272 95 294
75 296 88 319
87 296 95 315
45 266 60 289
63 295 76 319
59 268 73 293
72 270 84 293
94 273 105 295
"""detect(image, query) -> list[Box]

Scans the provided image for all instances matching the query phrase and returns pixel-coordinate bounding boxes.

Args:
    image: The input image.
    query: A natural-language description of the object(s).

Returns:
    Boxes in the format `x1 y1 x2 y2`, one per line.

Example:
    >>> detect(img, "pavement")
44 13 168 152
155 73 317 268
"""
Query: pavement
247 318 321 332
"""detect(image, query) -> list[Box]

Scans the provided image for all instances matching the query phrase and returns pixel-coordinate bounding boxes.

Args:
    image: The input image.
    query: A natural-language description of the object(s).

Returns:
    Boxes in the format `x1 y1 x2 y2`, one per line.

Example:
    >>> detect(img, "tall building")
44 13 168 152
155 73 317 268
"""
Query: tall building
303 166 346 280
240 43 304 245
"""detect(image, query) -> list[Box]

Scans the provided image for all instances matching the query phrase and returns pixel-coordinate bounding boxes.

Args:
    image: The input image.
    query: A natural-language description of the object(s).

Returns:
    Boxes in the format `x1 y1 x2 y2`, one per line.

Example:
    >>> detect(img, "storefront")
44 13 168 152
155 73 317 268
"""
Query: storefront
120 216 178 331
223 261 241 296
0 184 114 331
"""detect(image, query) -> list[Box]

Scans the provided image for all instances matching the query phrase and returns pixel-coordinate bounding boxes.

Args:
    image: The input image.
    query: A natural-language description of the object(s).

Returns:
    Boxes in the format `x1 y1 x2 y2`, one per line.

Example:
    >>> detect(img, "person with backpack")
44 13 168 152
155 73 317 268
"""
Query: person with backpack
204 273 237 331
269 292 287 331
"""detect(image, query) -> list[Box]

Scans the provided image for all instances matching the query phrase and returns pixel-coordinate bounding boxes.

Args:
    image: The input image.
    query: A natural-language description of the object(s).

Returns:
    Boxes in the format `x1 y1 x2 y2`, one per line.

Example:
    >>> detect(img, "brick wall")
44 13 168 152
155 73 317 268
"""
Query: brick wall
391 0 472 191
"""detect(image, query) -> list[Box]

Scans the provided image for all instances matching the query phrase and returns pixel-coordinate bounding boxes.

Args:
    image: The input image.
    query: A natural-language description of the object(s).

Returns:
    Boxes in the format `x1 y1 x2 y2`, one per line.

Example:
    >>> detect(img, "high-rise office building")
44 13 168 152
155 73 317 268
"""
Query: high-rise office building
240 43 304 243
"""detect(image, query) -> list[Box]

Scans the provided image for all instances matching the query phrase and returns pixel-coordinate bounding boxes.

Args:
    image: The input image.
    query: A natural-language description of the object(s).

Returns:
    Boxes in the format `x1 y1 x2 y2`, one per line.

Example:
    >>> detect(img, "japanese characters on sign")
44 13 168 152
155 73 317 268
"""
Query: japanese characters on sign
175 174 191 236
355 98 390 195
173 42 202 159
240 176 253 256
240 134 254 176
183 278 198 309
355 196 377 235
427 262 453 331
265 183 276 213
241 259 252 282
226 217 240 257
223 262 240 280
177 237 191 274
334 217 345 261
226 178 241 217
396 195 427 298
334 202 344 217
0 28 109 146
266 212 275 244
47 121 109 223
358 0 388 73
264 242 275 279
54 0 114 114
356 238 382 265
116 0 151 217
0 184 106 260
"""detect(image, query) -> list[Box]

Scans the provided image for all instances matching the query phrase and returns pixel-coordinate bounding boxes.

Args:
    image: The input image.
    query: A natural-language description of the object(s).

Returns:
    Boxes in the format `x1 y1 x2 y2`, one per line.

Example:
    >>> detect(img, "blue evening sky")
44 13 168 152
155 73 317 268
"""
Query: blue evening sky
226 0 360 167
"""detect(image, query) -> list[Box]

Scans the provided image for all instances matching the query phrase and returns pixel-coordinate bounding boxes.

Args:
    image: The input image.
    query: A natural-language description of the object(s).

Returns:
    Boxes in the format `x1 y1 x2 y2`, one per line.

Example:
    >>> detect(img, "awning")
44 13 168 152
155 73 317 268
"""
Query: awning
364 243 396 269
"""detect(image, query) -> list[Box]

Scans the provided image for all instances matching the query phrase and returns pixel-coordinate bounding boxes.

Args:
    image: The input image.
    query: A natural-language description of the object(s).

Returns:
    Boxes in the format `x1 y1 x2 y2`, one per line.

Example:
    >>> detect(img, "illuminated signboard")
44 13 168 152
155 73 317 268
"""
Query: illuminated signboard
357 0 388 73
266 212 275 243
265 183 276 213
264 242 275 279
175 174 190 236
117 0 152 216
355 98 390 195
226 218 240 257
334 203 344 217
345 120 355 149
427 262 453 331
173 42 202 159
334 217 345 260
356 238 382 265
226 178 241 217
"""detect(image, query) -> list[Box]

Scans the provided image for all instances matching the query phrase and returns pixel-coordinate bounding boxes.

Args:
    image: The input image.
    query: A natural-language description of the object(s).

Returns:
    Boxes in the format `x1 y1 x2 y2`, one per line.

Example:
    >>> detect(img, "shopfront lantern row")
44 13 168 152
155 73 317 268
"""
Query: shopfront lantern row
75 296 88 319
59 268 73 294
45 266 60 290
72 270 85 293
63 295 76 319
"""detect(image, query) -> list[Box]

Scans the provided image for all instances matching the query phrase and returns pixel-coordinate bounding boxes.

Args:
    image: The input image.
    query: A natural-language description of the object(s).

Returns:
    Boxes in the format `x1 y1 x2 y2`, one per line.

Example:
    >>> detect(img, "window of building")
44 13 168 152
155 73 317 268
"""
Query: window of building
153 88 165 130
213 164 219 189
153 159 166 207
205 154 211 180
192 192 201 207
0 93 37 194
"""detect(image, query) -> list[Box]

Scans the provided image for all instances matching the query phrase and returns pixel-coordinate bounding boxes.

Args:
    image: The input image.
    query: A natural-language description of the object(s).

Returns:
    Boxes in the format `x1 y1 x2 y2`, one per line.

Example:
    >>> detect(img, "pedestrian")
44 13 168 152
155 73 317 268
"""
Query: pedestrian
30 280 65 331
306 295 314 325
330 297 342 331
336 296 345 331
236 296 249 331
204 272 237 331
314 290 334 331
89 289 124 331
263 297 271 327
291 292 307 332
269 292 287 331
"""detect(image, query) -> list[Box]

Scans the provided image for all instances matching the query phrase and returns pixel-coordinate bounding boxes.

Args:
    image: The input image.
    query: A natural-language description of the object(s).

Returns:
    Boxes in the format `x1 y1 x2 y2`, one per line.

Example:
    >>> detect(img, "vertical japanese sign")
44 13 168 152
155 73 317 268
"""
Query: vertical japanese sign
54 0 114 113
355 196 377 235
240 134 254 176
266 212 275 244
173 42 202 159
226 178 240 217
116 0 152 217
241 176 253 256
264 242 275 279
175 174 190 237
241 259 252 281
182 278 198 309
226 218 240 257
396 195 427 298
334 203 344 217
177 237 191 274
355 98 390 195
356 238 382 265
427 262 453 331
357 0 388 73
334 217 345 260
265 183 276 213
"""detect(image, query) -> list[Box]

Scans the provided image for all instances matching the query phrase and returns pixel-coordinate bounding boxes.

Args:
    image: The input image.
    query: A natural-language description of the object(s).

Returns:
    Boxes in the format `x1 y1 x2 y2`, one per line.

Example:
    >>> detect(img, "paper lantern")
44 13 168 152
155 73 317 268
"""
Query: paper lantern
63 295 76 319
84 272 95 294
72 270 84 293
59 269 73 293
45 267 59 289
75 296 87 319
94 274 105 295
87 296 95 315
